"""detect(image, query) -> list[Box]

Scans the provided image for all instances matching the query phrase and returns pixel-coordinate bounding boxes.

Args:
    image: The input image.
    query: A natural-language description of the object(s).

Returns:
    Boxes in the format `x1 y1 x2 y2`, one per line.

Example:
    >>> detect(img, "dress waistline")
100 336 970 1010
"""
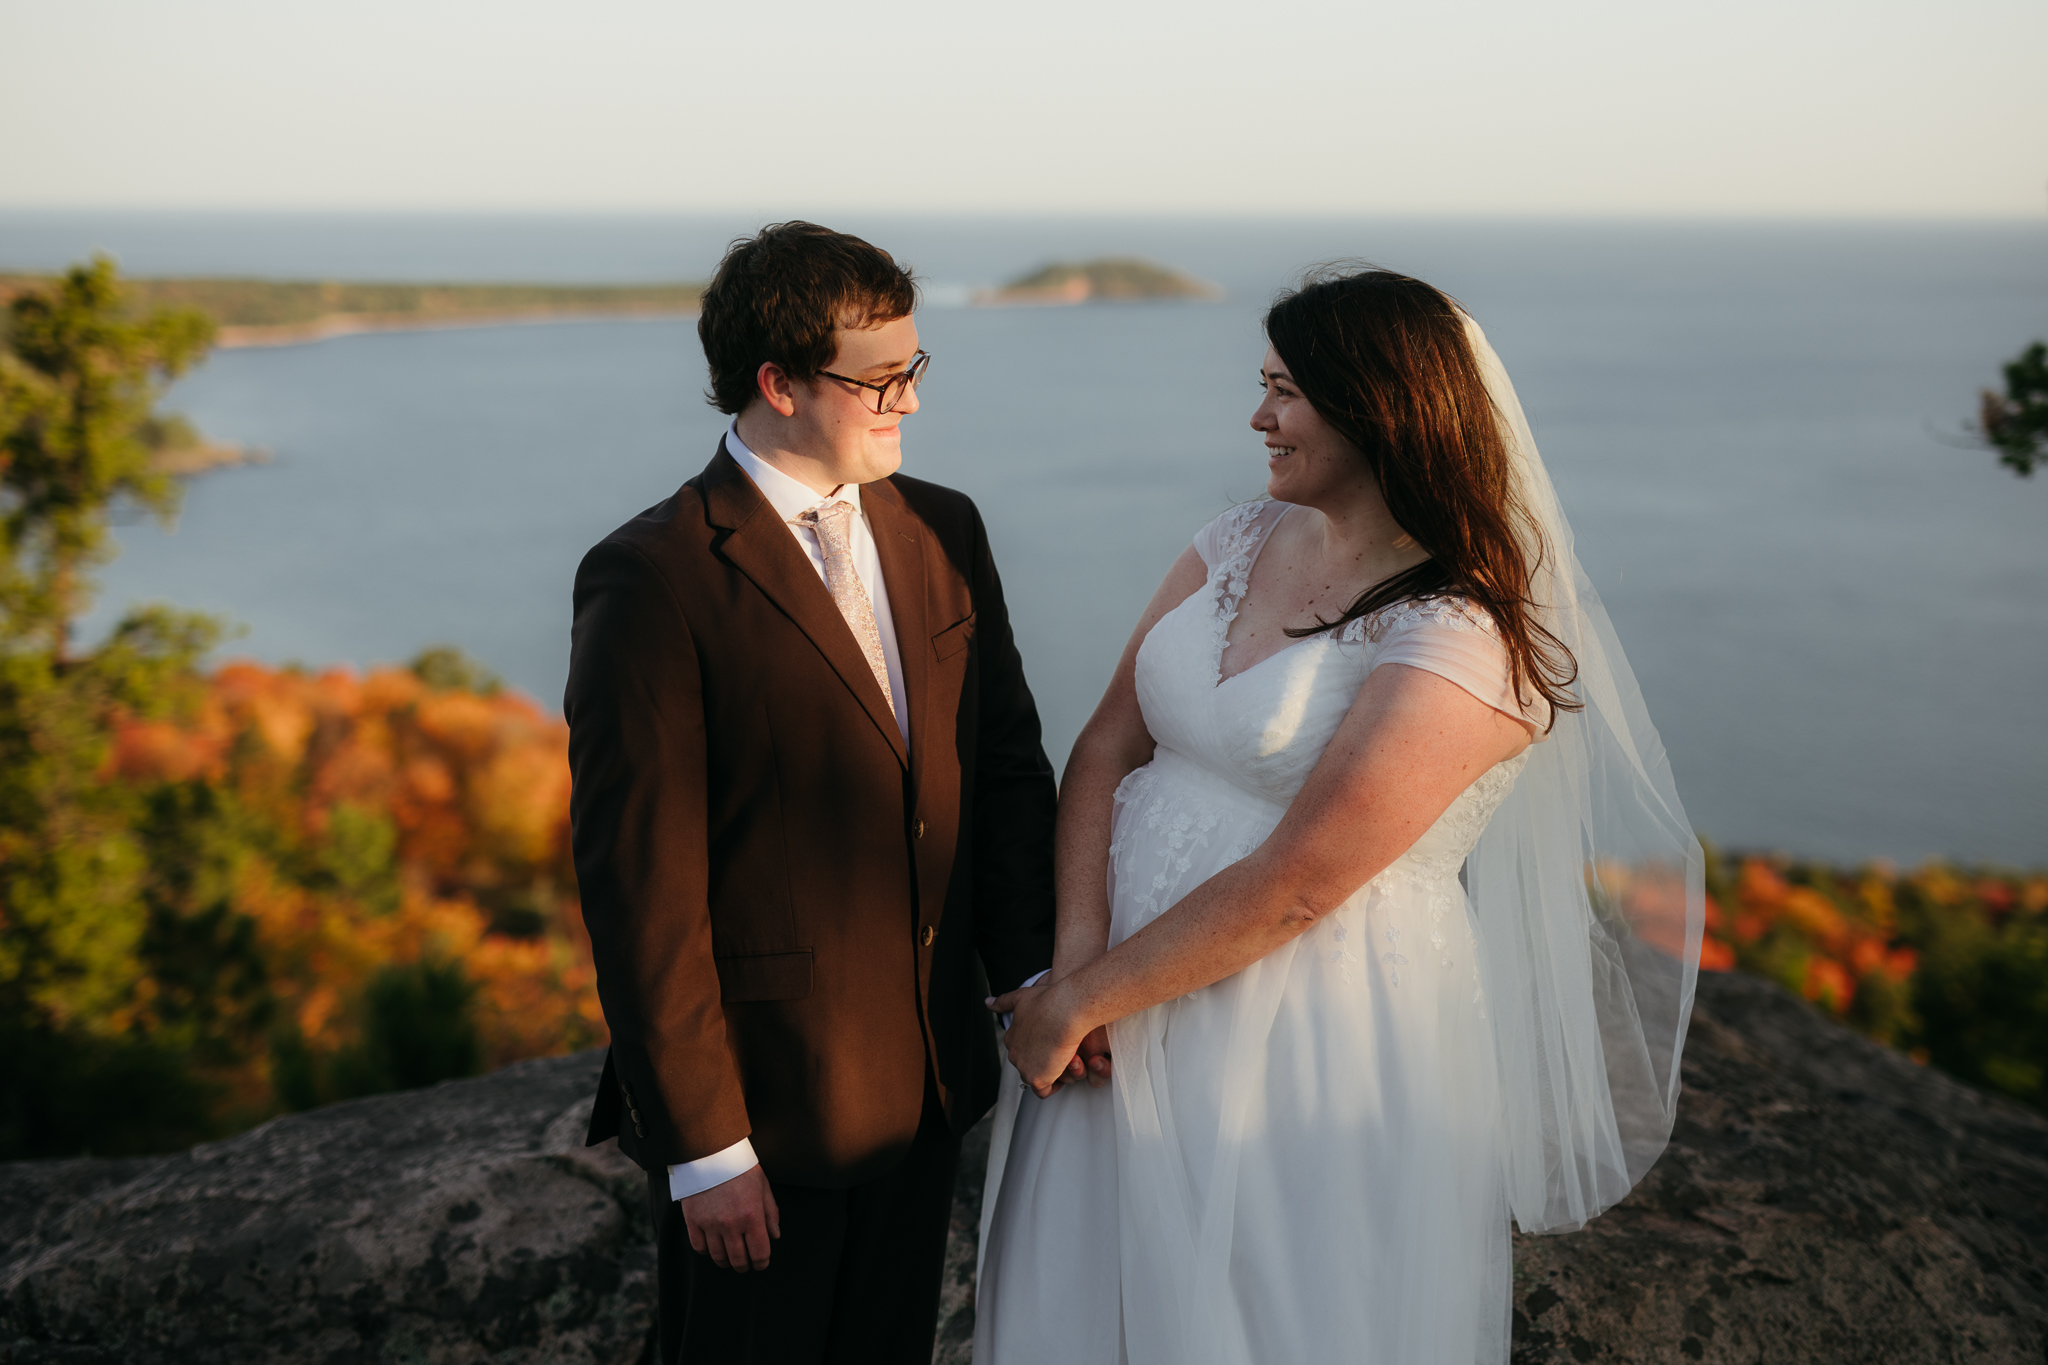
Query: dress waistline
1143 746 1288 816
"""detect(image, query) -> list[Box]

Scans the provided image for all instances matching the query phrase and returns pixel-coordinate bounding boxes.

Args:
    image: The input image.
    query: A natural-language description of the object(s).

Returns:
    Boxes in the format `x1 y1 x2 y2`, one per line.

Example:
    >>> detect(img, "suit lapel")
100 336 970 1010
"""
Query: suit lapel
700 440 908 768
864 478 931 791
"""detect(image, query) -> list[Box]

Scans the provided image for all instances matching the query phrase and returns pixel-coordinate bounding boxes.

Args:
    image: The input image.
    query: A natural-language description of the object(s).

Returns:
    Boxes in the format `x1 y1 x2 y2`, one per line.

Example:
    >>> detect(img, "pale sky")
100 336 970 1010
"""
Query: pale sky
3 0 2044 217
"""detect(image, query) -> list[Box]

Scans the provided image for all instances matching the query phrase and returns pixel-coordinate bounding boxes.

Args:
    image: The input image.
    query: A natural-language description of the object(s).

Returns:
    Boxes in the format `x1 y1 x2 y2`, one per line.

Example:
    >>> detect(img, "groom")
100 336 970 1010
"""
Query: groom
566 221 1058 1364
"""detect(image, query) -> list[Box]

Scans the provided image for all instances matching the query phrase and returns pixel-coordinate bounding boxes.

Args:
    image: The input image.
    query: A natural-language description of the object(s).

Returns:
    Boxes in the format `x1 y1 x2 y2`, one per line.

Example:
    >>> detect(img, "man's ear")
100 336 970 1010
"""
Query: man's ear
756 361 800 418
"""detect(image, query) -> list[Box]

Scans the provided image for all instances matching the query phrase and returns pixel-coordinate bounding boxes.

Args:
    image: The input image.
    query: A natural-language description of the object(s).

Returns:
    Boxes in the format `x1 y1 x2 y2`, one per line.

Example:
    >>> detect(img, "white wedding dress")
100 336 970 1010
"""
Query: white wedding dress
975 498 1543 1365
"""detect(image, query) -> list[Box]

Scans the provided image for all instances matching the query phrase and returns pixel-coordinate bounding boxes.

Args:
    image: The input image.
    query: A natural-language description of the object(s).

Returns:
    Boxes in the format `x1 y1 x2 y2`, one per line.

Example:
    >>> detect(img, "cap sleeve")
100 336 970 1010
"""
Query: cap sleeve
1190 501 1274 571
1366 599 1551 737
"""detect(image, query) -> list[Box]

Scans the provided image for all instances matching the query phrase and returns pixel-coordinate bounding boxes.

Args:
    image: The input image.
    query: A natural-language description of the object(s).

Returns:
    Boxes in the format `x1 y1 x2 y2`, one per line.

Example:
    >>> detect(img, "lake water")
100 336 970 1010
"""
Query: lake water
4 211 2043 865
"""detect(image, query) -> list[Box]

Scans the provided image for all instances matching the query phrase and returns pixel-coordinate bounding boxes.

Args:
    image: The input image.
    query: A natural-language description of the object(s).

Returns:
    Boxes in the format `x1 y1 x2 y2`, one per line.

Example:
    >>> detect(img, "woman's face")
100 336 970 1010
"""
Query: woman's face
1250 346 1371 507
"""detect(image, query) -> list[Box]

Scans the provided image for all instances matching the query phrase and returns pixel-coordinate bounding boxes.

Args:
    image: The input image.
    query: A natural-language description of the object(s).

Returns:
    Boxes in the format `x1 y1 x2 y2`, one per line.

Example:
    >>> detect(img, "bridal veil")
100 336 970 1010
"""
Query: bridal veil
1459 313 1704 1233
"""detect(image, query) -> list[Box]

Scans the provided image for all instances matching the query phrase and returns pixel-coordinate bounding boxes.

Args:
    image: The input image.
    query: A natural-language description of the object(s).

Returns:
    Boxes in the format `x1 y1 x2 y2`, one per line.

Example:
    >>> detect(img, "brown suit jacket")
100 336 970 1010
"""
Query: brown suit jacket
567 439 1056 1188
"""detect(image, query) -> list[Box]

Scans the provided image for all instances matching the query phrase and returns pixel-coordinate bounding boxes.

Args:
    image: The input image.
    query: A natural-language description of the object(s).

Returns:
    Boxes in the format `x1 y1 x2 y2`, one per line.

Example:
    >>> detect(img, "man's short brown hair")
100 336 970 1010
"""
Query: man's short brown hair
697 222 919 416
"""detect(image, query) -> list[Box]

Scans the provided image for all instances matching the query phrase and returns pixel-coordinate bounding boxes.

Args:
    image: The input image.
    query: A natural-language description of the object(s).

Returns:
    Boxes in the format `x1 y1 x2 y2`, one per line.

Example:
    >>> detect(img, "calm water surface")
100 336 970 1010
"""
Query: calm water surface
6 212 2043 864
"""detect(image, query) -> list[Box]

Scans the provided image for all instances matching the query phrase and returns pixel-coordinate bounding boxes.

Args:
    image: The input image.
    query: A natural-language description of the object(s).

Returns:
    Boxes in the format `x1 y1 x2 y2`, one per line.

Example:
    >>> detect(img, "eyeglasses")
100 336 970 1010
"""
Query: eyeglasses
819 350 931 415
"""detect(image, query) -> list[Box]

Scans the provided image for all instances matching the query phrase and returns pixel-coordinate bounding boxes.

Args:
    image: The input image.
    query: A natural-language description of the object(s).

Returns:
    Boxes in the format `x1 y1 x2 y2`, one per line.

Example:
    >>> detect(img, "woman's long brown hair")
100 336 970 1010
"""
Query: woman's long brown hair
1268 266 1580 725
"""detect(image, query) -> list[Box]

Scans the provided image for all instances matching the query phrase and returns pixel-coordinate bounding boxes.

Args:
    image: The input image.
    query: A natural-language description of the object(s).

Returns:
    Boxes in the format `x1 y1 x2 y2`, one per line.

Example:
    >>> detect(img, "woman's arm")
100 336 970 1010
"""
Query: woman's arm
1054 545 1208 974
1039 545 1209 1085
998 660 1533 1096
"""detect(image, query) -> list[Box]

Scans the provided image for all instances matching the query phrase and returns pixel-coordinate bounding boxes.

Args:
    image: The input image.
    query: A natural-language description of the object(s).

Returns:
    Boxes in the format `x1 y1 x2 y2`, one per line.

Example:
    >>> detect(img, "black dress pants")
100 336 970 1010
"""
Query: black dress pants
646 1077 962 1365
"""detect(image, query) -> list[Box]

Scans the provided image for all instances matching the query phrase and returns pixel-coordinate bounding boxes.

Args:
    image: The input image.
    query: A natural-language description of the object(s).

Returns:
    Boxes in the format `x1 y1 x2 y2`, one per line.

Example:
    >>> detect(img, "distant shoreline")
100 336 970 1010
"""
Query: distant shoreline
0 262 1223 345
214 307 700 349
0 273 707 351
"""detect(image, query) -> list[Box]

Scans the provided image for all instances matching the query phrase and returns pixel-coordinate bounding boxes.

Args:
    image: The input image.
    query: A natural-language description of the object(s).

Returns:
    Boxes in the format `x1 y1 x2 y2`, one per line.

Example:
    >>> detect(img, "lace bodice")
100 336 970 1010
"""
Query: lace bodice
1130 500 1528 883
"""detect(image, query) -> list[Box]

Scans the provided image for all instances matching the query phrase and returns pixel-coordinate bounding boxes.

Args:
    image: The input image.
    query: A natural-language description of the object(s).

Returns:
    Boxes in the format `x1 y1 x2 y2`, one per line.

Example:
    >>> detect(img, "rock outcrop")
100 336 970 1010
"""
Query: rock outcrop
1504 969 2048 1364
0 1053 653 1364
4 970 2044 1364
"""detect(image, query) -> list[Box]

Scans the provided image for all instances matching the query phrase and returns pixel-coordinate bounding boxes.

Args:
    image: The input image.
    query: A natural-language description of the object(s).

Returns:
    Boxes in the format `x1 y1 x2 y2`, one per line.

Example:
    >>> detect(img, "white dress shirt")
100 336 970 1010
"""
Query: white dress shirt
666 420 912 1203
725 421 909 744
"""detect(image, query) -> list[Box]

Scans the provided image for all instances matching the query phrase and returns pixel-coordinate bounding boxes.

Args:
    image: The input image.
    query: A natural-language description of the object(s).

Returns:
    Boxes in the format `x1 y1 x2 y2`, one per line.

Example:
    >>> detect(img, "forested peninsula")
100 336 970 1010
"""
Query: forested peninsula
0 275 704 348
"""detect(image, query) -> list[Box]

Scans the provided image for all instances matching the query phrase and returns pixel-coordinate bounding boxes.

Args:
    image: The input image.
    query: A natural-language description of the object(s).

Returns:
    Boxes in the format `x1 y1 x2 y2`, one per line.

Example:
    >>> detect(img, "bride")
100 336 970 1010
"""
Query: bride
975 267 1703 1364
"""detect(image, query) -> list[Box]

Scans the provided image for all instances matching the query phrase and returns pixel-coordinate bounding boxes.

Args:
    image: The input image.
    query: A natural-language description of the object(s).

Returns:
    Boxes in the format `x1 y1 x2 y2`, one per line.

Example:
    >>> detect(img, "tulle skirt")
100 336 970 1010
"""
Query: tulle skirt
976 752 1512 1365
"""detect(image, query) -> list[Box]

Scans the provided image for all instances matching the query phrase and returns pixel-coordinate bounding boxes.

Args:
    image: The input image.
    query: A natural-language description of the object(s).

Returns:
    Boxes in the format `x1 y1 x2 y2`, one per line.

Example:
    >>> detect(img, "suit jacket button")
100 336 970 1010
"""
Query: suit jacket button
914 818 926 839
920 925 935 947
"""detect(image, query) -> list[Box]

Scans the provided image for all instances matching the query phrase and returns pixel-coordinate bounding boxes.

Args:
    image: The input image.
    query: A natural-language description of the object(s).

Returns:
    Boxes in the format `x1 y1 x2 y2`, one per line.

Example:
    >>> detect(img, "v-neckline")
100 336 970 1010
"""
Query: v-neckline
1213 503 1322 688
1215 630 1327 689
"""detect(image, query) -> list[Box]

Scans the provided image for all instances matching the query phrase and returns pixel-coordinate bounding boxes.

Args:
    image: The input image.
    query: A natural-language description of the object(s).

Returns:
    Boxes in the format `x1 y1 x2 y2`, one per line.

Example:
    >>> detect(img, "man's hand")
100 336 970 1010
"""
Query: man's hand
679 1164 780 1272
1075 1023 1113 1088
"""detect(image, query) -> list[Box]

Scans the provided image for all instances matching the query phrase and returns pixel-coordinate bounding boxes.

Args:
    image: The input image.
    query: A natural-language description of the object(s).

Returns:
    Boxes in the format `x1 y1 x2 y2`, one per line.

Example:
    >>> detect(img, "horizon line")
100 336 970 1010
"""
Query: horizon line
1 204 2043 227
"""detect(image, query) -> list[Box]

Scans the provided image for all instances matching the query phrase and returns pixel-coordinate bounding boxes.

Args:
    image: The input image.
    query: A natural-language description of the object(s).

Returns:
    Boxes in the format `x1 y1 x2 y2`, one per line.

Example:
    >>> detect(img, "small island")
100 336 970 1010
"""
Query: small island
0 275 705 349
976 257 1220 306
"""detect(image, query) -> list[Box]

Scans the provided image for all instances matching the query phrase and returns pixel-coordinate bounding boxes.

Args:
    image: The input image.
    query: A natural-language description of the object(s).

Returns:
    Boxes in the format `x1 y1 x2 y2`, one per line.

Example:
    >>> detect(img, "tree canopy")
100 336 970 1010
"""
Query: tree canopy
1978 340 2048 478
0 260 599 1159
0 255 214 653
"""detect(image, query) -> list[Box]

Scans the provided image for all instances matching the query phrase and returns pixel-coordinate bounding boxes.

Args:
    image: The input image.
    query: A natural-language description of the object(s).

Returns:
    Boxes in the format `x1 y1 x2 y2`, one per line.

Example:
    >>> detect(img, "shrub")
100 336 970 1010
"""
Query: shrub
1702 846 2048 1110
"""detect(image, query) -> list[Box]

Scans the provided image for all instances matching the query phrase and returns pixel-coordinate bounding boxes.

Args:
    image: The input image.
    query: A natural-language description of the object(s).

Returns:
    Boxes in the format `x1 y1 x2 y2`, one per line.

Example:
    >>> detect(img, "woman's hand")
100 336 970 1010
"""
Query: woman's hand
1049 950 1115 1089
986 980 1094 1097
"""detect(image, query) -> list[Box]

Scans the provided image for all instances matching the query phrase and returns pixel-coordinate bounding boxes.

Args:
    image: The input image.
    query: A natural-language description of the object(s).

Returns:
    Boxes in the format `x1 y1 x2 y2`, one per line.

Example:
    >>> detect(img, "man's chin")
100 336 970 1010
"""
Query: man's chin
863 446 905 482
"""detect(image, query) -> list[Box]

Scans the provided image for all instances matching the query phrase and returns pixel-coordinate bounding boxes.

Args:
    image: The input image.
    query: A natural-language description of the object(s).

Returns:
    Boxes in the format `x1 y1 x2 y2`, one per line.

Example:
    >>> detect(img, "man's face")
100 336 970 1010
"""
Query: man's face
791 313 922 487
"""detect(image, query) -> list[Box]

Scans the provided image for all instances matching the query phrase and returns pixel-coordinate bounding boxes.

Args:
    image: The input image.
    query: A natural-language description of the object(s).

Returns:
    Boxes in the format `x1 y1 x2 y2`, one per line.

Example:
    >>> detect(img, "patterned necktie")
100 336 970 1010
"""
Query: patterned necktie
797 499 897 720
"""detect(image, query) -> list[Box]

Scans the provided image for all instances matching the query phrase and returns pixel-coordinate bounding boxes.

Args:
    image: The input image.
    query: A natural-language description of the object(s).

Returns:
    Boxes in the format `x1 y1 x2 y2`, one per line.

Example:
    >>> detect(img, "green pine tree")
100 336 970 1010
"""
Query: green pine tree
0 255 214 655
1978 341 2048 478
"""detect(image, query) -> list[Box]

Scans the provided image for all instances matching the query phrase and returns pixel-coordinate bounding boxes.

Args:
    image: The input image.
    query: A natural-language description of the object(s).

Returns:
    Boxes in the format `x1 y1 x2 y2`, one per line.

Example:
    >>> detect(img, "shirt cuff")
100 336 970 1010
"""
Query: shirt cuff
666 1137 759 1202
999 968 1051 1030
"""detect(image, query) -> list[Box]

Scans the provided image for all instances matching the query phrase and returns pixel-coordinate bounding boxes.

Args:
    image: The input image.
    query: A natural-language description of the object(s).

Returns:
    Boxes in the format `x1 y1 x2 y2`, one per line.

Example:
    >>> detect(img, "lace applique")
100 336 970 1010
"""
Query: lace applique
1379 925 1409 986
1343 748 1526 1010
1109 765 1270 930
1336 873 1489 1015
1309 905 1361 982
1328 594 1496 648
1357 595 1501 644
1141 802 1225 918
1208 501 1270 682
1105 765 1155 862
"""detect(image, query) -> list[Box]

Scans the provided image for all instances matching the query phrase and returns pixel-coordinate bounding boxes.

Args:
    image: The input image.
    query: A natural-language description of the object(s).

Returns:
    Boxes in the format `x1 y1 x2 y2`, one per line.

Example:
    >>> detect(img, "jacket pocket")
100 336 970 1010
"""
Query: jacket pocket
932 611 977 662
714 949 814 1002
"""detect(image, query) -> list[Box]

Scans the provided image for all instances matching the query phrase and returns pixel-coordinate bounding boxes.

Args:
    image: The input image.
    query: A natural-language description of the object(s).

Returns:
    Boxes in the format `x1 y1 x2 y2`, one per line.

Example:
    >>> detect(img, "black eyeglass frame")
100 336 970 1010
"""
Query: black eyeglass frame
818 350 931 414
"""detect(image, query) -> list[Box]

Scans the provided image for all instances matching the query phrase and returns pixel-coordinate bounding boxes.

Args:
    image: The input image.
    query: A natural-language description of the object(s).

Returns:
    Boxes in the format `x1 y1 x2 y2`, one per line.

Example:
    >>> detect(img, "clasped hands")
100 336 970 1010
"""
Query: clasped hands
985 975 1113 1098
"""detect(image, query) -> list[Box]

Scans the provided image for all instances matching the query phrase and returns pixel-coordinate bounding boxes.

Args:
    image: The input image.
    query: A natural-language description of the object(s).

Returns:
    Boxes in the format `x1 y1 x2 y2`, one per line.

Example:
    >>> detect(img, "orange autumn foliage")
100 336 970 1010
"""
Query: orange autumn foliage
1686 849 2048 1096
109 658 604 1092
1682 892 1736 971
1705 853 1918 1019
1575 852 2048 1109
87 654 2048 1126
